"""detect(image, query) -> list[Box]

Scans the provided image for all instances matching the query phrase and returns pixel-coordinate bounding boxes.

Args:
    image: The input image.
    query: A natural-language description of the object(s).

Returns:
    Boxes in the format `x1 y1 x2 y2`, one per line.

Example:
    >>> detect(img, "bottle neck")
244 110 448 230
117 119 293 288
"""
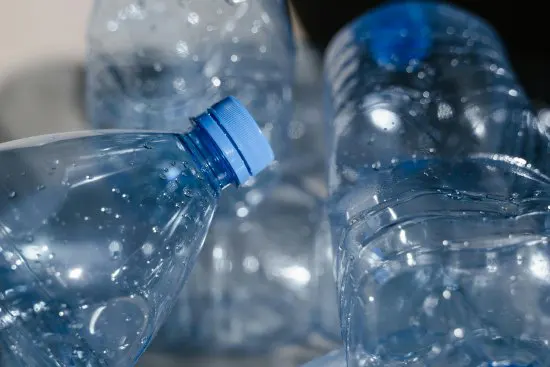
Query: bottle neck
180 126 238 192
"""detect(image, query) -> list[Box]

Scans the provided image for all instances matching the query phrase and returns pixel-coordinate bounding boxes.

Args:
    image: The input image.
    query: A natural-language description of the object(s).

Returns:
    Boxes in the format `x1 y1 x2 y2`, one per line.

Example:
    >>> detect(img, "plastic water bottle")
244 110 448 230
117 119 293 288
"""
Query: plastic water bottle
151 43 336 352
86 0 293 155
301 349 345 367
0 97 273 366
325 2 550 366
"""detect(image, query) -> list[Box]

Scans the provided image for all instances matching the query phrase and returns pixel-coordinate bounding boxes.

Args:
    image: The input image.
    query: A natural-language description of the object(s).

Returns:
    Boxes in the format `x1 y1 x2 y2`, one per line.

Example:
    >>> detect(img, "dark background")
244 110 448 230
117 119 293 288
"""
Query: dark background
290 0 550 107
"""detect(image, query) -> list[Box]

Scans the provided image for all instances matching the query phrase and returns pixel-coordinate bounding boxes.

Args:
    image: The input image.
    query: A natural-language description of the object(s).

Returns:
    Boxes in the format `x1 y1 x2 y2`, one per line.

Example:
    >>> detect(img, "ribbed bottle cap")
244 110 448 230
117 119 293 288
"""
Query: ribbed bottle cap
194 96 274 185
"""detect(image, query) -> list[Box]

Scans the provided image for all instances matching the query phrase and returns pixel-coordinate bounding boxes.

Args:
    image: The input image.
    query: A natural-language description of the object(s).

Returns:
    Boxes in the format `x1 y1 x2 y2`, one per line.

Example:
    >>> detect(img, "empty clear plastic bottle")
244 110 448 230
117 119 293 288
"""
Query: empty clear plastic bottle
0 97 273 366
86 0 293 155
151 43 335 352
325 2 550 366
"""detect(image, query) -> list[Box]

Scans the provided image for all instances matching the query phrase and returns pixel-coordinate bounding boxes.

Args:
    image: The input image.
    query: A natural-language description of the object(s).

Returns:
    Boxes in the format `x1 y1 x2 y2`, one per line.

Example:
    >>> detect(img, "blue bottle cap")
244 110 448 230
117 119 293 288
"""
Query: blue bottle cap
364 2 431 69
194 96 274 185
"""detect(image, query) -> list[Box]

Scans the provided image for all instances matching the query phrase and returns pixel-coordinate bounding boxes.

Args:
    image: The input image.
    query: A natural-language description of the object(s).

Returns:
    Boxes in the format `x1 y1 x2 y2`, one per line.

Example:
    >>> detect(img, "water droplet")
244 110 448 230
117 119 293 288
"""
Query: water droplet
152 226 159 233
173 78 186 92
143 143 152 150
211 76 221 87
182 188 193 197
109 241 122 259
245 190 263 206
141 243 154 257
8 191 16 198
37 185 45 191
187 12 200 24
226 0 247 4
33 301 47 313
236 206 249 218
175 41 189 57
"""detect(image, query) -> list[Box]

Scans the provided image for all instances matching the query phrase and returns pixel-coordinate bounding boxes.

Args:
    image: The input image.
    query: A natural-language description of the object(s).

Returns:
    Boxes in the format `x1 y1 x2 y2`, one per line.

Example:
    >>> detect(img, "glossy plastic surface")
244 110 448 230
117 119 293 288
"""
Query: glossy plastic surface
324 3 550 366
0 100 273 366
0 131 219 366
153 44 334 353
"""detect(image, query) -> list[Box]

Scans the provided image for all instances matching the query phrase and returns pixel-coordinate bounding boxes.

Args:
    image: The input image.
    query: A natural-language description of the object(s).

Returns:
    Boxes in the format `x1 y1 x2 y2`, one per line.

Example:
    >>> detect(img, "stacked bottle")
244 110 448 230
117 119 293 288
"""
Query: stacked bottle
324 2 550 366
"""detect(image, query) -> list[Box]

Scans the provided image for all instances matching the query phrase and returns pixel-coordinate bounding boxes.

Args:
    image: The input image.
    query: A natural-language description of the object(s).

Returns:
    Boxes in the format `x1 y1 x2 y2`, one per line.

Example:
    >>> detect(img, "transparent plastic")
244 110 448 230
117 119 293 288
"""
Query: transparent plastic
324 3 550 366
0 114 271 365
338 157 550 366
152 44 332 352
86 0 293 157
325 2 548 209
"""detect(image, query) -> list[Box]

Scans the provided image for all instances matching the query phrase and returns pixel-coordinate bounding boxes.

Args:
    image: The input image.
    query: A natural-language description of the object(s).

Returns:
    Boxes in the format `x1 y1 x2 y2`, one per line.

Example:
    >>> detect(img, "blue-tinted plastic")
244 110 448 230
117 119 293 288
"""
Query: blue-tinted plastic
0 103 272 366
336 158 550 366
209 97 274 179
196 97 274 185
86 0 303 354
324 2 550 366
325 2 548 190
364 2 431 69
151 43 331 353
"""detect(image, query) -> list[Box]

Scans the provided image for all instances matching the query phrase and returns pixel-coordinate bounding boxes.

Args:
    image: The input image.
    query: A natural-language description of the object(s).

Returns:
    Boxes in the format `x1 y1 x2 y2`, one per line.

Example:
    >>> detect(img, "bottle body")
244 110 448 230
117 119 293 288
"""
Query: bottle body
339 157 550 366
86 0 293 158
325 0 546 300
324 3 550 366
0 131 220 366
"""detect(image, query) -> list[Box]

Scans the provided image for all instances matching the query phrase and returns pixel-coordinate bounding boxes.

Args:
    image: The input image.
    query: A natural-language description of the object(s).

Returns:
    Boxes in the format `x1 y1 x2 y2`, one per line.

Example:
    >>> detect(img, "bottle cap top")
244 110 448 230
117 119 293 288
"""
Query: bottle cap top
194 96 274 185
